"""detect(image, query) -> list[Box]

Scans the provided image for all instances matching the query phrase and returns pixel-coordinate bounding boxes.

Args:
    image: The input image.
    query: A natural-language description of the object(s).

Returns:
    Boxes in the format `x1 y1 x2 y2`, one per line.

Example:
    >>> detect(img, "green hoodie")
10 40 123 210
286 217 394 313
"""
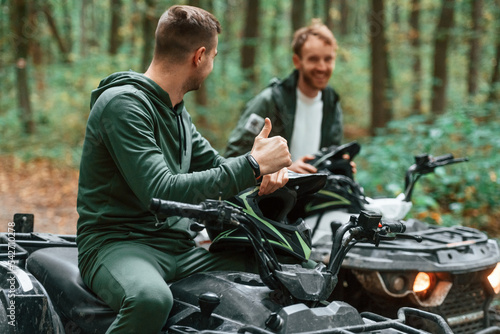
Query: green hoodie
76 71 255 278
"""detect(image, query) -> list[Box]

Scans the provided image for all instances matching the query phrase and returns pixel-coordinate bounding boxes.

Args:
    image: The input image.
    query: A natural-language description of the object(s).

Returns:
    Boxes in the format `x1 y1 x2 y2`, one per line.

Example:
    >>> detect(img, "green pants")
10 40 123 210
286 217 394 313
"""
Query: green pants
85 241 254 334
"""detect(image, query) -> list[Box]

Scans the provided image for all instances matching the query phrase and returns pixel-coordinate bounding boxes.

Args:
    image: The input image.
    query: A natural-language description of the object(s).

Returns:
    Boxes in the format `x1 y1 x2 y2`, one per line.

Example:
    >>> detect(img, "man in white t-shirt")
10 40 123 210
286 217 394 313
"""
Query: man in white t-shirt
225 19 355 174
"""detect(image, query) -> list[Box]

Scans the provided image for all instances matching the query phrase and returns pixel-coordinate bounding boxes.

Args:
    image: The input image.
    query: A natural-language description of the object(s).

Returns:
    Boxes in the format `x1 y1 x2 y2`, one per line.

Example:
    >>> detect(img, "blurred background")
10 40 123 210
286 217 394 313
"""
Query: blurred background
0 0 499 235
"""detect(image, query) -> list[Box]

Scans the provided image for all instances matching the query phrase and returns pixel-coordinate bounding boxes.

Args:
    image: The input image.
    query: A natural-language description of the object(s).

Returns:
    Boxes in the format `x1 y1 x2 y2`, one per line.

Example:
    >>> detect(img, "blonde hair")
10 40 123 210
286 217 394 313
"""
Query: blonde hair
292 19 337 57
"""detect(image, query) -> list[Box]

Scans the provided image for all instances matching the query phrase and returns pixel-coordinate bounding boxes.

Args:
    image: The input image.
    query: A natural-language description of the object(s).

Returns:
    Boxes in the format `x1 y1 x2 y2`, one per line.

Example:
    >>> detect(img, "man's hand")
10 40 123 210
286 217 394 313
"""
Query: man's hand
289 155 318 174
342 153 357 175
258 168 289 196
250 118 292 175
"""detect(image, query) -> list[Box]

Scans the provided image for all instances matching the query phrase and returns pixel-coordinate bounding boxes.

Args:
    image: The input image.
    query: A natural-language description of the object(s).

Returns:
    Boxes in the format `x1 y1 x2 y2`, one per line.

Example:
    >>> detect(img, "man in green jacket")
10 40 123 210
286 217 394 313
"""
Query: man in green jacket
77 5 291 334
225 20 348 174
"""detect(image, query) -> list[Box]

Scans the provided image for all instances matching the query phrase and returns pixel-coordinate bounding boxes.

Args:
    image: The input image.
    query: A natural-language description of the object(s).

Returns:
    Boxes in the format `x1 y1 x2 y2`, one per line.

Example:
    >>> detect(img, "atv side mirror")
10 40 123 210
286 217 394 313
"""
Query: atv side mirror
13 213 34 233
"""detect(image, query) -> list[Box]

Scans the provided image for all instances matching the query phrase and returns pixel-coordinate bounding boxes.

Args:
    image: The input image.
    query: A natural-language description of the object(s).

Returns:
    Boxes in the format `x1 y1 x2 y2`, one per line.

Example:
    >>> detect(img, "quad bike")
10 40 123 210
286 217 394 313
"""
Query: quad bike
0 173 455 333
291 142 500 334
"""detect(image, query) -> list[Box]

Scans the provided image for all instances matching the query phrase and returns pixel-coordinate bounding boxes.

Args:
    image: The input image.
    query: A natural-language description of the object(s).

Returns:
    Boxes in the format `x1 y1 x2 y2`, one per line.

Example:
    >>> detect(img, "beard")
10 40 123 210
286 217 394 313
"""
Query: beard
302 70 330 92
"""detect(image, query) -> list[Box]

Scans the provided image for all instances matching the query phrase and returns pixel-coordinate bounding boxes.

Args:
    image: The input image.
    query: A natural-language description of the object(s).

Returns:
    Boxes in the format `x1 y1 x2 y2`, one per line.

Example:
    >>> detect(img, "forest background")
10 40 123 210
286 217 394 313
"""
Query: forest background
0 0 499 236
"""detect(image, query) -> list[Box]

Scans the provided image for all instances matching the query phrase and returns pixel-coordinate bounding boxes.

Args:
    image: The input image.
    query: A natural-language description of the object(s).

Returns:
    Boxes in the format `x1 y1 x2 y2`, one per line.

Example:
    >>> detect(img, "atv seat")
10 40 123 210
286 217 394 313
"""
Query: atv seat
26 247 116 333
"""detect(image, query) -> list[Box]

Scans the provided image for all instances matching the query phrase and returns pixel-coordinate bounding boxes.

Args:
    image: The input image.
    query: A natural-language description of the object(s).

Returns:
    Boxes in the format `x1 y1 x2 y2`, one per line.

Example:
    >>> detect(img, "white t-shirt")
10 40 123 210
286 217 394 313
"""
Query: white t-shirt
290 89 323 161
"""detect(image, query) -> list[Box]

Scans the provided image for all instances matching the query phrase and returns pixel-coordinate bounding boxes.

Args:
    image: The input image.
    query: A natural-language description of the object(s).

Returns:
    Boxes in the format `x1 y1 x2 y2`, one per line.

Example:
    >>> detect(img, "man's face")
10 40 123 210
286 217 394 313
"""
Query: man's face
293 35 336 96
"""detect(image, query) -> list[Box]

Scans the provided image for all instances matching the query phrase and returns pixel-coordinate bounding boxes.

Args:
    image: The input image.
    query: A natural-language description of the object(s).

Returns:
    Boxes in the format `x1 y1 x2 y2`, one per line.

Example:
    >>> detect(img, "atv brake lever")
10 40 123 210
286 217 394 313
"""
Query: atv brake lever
395 233 423 243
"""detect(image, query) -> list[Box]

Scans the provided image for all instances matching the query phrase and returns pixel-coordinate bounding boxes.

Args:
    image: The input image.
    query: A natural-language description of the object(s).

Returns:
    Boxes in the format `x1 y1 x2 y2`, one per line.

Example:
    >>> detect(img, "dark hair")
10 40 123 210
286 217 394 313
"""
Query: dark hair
292 19 337 57
154 5 221 63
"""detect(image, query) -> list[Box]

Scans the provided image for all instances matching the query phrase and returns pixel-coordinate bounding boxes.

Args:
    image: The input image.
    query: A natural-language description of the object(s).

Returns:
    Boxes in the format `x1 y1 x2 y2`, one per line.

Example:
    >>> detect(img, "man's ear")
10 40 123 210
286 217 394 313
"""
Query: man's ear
193 46 206 67
292 53 301 69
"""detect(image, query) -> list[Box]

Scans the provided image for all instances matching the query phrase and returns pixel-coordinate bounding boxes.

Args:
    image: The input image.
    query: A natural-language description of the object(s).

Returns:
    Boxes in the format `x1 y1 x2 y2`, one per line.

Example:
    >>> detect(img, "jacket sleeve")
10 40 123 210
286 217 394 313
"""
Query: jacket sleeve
329 101 343 146
224 89 275 158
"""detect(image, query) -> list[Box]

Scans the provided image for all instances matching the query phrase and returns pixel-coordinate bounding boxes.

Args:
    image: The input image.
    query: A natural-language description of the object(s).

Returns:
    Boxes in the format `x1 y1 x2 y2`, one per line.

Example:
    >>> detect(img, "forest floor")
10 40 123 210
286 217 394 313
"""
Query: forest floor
0 155 79 234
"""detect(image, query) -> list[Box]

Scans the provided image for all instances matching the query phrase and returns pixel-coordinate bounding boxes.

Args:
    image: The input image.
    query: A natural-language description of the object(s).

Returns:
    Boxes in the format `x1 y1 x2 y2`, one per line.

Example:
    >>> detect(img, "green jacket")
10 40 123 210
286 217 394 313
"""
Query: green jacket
224 70 343 158
76 71 256 278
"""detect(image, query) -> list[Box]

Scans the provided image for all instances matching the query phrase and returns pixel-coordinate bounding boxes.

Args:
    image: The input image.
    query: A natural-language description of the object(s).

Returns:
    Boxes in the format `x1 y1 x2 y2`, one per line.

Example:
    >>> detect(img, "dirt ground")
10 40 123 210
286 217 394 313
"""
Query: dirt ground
0 156 79 235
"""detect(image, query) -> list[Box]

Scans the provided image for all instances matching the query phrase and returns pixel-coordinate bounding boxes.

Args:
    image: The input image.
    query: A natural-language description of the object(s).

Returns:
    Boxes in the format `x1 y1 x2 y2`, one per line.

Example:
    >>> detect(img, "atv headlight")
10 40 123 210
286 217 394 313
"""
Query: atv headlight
413 272 432 293
487 263 500 294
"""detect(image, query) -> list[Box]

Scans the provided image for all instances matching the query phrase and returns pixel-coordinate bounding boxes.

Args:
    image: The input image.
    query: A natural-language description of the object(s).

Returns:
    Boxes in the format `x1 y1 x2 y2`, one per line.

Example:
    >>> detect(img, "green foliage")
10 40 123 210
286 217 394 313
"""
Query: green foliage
0 54 133 167
1 0 499 233
355 104 500 232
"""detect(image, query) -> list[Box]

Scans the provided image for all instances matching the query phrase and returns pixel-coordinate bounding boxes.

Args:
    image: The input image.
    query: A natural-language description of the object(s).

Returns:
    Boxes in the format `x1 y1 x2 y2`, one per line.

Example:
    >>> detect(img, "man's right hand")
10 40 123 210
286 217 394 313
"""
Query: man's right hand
250 118 292 175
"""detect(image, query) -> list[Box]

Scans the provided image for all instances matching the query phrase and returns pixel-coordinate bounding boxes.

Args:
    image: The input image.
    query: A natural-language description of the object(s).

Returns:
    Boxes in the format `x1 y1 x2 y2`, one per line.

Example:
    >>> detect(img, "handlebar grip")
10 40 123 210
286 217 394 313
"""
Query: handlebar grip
149 198 206 219
382 221 406 234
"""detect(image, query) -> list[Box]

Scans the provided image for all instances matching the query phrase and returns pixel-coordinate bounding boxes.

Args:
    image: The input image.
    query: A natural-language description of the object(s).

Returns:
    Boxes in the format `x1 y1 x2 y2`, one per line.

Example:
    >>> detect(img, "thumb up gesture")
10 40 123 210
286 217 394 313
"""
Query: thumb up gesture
250 118 292 176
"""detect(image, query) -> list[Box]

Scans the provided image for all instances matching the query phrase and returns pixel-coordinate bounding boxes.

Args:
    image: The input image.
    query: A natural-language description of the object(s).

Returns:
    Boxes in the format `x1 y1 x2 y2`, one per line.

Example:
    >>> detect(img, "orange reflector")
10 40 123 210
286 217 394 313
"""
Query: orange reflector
413 272 431 293
488 263 500 294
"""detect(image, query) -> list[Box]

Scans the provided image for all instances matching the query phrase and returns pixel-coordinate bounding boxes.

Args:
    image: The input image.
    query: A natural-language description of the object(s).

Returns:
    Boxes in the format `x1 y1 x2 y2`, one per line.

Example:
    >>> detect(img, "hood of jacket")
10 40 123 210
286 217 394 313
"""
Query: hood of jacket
90 70 183 116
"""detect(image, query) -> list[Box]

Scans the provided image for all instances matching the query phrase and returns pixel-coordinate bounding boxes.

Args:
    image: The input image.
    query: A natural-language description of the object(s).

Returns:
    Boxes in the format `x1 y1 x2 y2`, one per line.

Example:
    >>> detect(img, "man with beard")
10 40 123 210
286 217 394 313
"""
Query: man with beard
225 20 352 174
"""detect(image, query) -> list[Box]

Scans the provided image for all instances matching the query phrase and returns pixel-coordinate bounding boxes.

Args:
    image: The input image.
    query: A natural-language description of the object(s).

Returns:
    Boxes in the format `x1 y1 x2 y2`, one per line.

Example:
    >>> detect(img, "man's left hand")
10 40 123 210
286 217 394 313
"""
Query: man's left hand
258 168 289 196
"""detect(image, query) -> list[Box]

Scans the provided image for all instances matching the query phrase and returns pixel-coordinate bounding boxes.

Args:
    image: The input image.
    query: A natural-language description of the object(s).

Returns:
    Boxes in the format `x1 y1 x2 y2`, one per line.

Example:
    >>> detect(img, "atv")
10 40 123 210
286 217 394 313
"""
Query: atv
293 142 500 334
0 173 454 333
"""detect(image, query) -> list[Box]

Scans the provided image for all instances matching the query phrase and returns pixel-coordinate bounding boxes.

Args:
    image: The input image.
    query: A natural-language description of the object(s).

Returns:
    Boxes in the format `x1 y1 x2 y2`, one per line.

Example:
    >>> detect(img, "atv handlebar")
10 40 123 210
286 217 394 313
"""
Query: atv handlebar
149 198 417 302
150 198 208 218
381 220 406 234
149 198 242 231
404 153 468 202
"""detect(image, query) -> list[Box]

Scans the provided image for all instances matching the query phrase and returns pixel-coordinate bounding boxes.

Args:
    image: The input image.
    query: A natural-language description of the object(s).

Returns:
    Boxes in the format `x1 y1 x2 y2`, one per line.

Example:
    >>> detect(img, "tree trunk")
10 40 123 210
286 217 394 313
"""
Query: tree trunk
340 0 349 36
240 0 260 87
488 0 500 103
291 0 305 32
467 0 483 97
430 0 455 115
109 0 122 55
29 4 45 93
42 3 70 62
11 0 34 134
141 0 157 72
369 0 392 135
80 1 88 57
409 0 422 114
189 0 208 107
129 0 140 57
488 38 500 103
324 0 333 31
61 0 73 54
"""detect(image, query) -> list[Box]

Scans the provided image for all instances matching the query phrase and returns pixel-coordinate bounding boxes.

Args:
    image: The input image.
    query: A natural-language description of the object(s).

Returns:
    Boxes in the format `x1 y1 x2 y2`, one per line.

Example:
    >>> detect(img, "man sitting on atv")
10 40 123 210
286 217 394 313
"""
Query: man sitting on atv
224 19 356 176
76 5 291 334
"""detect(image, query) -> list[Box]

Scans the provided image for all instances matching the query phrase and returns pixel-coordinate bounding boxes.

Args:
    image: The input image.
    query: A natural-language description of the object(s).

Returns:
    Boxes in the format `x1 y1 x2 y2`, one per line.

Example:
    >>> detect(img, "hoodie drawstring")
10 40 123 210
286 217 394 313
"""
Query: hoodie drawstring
176 113 187 169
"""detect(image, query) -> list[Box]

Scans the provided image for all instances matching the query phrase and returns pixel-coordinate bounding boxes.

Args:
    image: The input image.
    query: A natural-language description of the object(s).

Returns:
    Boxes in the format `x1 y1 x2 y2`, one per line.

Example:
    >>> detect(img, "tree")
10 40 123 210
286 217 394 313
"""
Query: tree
109 0 123 55
488 0 500 103
324 0 333 31
80 1 88 57
42 2 71 62
430 0 455 115
467 0 483 97
291 0 305 32
189 0 208 107
488 42 500 103
11 0 34 134
240 0 260 87
369 0 392 135
339 0 349 36
141 0 157 72
409 0 422 114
